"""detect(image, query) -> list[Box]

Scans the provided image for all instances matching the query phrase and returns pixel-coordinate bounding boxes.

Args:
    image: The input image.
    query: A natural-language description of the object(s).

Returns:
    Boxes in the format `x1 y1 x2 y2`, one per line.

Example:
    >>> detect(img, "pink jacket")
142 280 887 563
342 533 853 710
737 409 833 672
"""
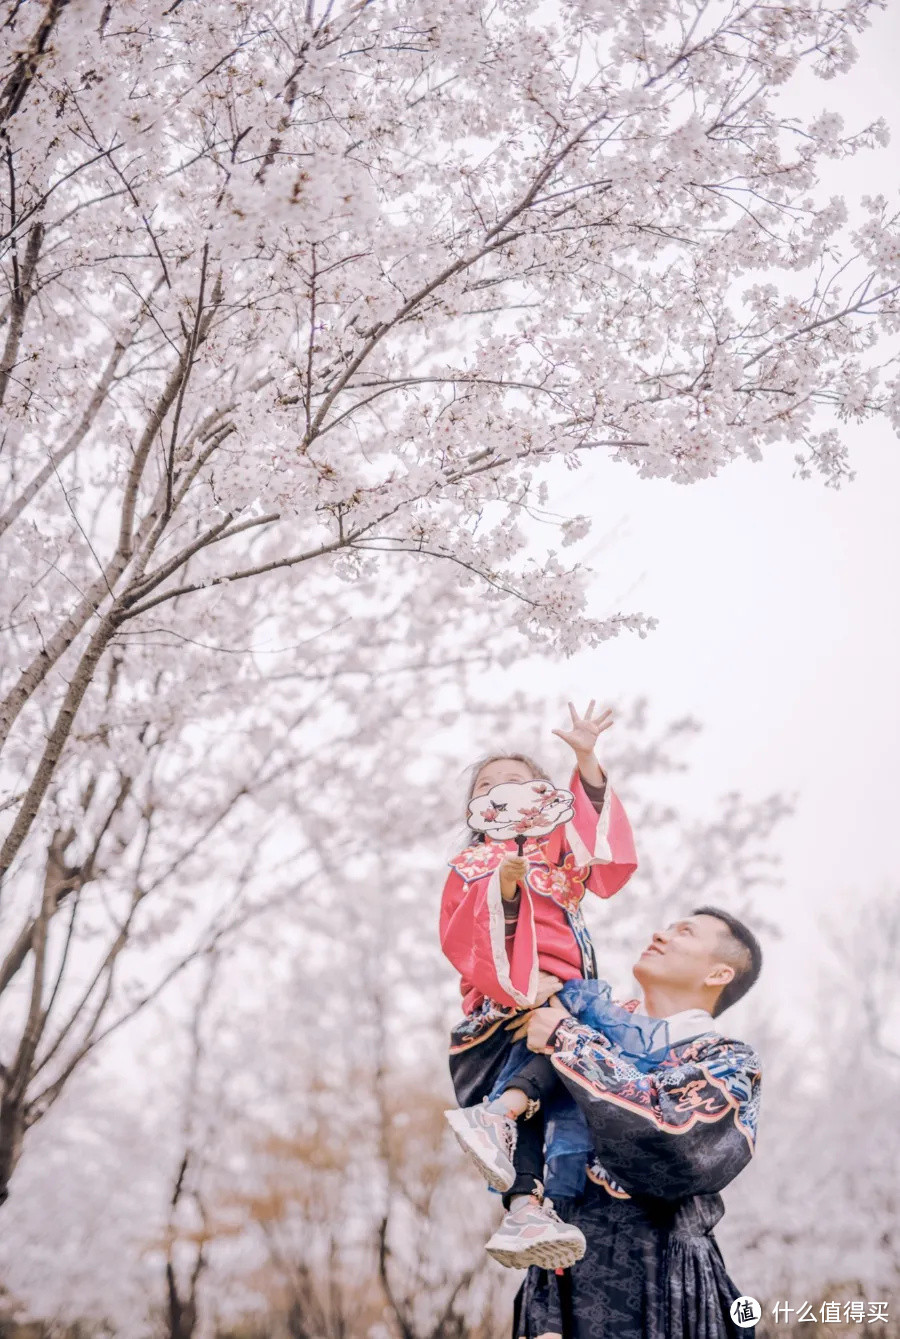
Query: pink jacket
440 770 638 1013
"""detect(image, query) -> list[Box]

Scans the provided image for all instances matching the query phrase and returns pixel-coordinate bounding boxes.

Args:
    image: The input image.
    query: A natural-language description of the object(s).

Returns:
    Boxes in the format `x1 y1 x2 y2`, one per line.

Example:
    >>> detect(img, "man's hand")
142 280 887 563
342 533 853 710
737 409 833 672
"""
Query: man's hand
525 997 572 1052
506 995 572 1049
498 854 527 900
534 971 563 1007
505 975 563 1039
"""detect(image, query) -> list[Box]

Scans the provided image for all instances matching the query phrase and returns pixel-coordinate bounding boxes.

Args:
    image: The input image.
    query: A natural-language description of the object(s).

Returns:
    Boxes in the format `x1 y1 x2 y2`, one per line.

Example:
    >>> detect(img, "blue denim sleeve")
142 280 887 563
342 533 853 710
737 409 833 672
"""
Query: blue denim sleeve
558 978 671 1071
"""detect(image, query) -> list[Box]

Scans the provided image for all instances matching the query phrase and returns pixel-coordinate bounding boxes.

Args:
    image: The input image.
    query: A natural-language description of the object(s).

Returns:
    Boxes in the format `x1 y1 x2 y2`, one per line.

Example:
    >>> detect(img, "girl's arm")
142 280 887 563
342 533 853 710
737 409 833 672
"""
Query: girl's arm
440 863 539 1010
566 767 638 899
551 700 638 899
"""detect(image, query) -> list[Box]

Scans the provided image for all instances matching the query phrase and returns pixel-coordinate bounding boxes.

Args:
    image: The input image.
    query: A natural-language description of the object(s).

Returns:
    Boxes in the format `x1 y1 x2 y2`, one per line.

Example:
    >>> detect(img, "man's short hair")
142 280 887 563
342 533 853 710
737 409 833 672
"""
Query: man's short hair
691 906 763 1016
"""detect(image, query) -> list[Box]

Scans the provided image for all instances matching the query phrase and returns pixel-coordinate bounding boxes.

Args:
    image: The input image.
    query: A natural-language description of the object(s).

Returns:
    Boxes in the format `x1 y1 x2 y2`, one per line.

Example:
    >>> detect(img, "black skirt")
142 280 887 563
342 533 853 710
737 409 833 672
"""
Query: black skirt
513 1181 755 1339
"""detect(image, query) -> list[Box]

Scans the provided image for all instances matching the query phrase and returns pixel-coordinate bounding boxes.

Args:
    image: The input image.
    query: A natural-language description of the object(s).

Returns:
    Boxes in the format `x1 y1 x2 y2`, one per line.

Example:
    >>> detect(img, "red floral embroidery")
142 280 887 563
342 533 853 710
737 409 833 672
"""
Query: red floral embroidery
450 843 589 914
449 838 543 882
526 851 590 911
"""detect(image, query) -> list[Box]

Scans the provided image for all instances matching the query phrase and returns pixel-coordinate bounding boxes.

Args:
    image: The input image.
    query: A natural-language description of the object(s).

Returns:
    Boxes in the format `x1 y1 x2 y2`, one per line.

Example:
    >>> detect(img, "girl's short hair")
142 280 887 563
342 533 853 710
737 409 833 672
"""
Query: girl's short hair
457 751 553 849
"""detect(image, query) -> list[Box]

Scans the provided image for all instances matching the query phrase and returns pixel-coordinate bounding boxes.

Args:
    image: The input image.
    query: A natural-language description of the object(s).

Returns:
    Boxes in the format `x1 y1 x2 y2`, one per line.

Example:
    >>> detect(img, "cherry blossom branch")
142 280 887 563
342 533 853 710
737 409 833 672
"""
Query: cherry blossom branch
0 775 131 999
26 866 318 1122
304 114 607 443
121 511 281 612
0 611 122 894
0 333 128 538
116 534 351 621
0 0 68 130
0 284 227 754
118 266 221 557
0 177 41 410
743 281 900 369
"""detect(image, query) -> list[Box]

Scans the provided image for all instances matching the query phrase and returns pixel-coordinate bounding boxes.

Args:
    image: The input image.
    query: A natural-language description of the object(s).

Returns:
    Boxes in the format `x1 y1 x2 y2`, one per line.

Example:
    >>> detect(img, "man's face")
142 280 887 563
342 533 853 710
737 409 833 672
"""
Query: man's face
632 914 733 999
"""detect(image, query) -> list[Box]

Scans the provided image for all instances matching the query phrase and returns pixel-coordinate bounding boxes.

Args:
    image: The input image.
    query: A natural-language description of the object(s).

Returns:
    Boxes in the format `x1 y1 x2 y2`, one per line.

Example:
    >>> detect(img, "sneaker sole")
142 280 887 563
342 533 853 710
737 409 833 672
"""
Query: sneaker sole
443 1108 516 1193
486 1235 587 1271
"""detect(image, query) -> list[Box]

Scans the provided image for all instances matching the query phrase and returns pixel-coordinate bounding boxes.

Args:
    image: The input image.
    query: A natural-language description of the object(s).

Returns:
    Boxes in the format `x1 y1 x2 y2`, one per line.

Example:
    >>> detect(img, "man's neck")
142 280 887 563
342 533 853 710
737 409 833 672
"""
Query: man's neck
639 984 713 1020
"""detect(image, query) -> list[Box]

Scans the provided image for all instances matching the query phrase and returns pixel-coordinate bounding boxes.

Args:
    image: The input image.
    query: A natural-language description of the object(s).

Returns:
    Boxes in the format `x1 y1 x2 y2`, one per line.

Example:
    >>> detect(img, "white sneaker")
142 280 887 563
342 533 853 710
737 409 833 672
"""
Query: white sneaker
444 1104 517 1192
485 1196 587 1270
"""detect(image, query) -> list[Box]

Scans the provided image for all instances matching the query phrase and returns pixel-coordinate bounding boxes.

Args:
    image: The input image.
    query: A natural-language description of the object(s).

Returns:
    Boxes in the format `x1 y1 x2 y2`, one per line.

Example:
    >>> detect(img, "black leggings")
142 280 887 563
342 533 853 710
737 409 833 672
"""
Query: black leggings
501 1053 565 1208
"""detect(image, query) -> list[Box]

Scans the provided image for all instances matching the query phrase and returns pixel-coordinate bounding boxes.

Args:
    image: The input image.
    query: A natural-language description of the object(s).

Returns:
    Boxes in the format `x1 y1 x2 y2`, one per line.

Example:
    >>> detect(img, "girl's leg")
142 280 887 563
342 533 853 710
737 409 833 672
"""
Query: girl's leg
502 1052 564 1110
488 1054 562 1208
444 1040 565 1198
503 1108 545 1207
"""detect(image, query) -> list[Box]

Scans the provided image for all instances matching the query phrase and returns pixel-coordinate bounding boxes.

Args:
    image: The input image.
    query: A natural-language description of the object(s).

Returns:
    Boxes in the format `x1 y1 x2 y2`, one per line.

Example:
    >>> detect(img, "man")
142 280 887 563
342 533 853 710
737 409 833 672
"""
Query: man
514 906 763 1339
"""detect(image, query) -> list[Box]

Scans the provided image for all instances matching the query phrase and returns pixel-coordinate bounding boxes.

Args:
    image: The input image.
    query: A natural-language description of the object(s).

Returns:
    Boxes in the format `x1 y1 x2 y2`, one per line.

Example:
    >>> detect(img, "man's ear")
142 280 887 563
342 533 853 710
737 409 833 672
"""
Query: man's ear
704 963 735 989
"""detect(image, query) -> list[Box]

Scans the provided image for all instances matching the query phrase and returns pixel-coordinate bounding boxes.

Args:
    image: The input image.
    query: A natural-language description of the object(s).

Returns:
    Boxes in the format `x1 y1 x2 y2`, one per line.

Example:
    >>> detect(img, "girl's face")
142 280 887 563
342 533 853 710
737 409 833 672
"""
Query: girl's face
472 758 536 798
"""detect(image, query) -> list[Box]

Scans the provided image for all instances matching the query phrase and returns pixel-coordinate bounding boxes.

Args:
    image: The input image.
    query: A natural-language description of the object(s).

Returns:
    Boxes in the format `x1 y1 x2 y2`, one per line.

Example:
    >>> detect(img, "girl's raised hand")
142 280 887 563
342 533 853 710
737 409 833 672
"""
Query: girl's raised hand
551 699 613 759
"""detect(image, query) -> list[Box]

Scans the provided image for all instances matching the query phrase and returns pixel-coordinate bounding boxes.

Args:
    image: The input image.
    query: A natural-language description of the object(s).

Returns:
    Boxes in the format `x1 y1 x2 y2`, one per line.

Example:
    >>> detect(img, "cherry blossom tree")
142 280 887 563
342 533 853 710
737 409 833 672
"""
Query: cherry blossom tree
1 0 897 1213
0 618 508 1204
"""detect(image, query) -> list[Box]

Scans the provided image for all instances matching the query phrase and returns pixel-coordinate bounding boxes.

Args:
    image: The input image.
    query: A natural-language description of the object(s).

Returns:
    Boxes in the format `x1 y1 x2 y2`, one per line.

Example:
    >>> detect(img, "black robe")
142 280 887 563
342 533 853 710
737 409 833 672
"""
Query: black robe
514 1016 761 1339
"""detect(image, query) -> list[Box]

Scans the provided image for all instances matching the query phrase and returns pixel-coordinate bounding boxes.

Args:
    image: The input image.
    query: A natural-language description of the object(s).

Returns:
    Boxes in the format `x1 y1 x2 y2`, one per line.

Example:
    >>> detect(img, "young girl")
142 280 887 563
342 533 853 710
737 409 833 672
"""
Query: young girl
440 701 638 1270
